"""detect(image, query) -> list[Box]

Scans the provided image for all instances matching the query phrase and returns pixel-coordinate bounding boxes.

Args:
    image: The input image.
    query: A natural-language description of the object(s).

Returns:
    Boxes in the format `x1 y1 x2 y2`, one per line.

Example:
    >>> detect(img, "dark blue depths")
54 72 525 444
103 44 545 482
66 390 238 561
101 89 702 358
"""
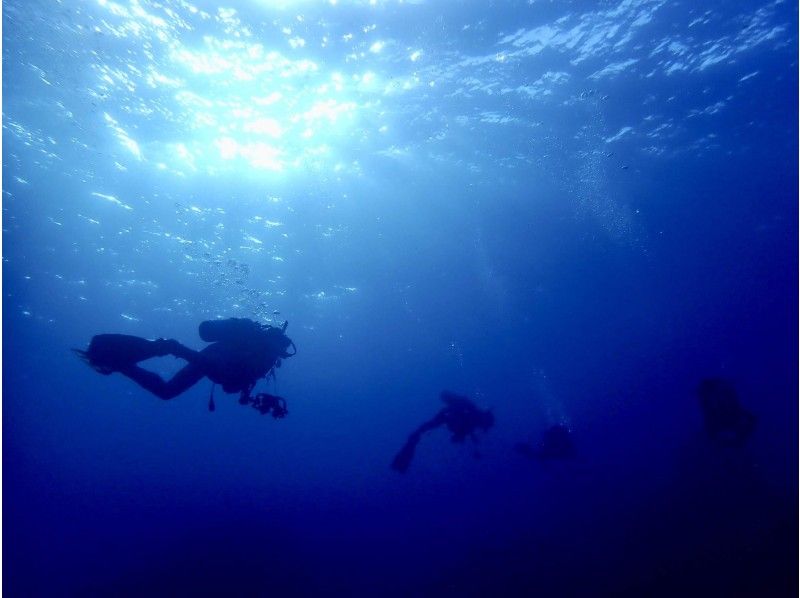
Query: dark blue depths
3 0 798 595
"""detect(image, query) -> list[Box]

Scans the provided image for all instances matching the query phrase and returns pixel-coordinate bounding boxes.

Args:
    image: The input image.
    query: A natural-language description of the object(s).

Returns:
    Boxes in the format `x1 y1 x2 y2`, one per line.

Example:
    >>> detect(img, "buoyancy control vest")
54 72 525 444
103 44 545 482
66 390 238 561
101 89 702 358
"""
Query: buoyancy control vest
198 318 296 393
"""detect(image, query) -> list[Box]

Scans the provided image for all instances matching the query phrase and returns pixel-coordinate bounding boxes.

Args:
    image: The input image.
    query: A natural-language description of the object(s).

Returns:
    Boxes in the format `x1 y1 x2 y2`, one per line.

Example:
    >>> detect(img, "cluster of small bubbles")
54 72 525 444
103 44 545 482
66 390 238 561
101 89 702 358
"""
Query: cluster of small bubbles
577 89 609 102
162 189 294 324
188 251 280 323
448 340 465 369
560 91 637 242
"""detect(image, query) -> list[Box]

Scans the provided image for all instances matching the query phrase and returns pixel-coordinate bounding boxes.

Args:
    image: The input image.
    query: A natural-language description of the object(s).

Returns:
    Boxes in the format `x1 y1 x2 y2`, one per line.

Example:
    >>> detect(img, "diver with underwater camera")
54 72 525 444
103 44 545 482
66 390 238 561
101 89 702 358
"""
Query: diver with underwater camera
76 318 295 417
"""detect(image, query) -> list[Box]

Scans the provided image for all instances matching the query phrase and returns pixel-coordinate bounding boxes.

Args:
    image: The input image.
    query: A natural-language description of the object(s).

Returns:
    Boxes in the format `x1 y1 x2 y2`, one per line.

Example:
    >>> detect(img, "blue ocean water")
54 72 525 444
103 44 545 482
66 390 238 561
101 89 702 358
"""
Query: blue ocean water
2 0 797 595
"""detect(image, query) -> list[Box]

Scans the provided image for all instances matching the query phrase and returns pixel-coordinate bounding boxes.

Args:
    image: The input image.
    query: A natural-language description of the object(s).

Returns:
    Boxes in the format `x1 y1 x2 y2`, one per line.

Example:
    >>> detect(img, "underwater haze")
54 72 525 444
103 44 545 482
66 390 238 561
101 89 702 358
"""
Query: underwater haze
3 0 798 595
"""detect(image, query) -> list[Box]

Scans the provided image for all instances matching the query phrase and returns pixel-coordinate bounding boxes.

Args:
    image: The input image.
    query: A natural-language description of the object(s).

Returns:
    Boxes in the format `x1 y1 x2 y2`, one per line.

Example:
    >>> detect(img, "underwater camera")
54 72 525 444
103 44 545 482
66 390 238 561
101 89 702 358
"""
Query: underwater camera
239 392 288 419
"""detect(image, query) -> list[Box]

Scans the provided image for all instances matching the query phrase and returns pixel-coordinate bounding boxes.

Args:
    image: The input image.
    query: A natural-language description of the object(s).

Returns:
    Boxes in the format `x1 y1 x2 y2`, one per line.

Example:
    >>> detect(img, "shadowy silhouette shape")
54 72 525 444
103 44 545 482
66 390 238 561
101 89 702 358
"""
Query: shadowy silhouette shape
514 424 575 460
240 391 289 419
76 318 295 410
391 391 494 473
697 378 756 447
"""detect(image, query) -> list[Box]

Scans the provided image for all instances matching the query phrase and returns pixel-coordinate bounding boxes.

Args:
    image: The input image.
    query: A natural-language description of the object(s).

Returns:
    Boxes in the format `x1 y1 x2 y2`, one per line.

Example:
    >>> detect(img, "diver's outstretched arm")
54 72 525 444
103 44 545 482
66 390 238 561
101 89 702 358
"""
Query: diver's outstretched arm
119 362 205 400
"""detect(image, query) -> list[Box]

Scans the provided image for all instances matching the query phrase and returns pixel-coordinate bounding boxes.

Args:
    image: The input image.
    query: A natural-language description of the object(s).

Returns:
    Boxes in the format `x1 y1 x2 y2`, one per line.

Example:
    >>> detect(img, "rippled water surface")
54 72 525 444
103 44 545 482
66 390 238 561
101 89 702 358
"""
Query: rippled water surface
3 0 797 595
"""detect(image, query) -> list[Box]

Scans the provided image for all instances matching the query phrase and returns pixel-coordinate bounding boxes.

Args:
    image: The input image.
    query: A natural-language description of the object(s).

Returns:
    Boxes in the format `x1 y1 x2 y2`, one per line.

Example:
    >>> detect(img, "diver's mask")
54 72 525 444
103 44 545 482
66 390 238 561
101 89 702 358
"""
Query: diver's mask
265 320 296 358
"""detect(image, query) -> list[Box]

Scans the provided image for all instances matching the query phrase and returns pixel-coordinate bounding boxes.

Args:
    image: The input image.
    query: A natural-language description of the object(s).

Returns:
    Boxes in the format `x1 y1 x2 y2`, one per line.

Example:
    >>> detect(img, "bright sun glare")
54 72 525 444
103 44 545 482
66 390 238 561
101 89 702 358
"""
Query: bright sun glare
92 0 396 176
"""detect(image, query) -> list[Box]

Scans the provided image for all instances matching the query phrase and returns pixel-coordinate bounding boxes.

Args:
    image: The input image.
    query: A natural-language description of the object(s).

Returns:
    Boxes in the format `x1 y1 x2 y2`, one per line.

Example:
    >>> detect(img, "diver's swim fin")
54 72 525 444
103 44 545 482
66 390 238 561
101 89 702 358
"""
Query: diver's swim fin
73 348 113 374
75 334 175 374
391 435 420 473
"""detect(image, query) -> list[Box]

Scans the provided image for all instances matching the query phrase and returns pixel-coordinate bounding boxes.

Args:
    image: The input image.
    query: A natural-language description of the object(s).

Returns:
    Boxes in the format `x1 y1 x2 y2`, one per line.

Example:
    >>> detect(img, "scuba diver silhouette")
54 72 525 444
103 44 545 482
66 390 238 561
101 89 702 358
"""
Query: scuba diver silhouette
391 391 495 473
76 318 295 416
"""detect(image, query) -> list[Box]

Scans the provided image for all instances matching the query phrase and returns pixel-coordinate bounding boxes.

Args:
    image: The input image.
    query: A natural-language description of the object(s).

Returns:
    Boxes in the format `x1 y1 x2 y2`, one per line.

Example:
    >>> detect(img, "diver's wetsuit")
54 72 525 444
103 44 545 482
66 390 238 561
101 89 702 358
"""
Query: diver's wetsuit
78 320 291 401
119 341 260 399
391 391 494 473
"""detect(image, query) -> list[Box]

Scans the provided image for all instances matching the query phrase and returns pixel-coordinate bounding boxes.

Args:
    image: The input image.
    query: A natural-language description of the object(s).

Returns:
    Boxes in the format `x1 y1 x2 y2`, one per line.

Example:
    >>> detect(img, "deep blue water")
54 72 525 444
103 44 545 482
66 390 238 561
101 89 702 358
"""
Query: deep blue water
3 0 798 595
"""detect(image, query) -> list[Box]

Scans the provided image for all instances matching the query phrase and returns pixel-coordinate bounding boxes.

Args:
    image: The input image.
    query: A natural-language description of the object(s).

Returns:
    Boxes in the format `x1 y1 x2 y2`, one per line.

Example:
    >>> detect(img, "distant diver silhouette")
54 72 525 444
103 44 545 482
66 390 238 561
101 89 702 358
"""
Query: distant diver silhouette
391 391 494 473
514 424 575 460
76 318 295 416
697 378 756 447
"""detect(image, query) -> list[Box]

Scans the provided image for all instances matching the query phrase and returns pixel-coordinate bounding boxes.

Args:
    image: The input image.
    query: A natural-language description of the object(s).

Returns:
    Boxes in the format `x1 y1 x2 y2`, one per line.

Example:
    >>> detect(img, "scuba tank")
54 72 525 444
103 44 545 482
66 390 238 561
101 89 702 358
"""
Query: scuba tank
198 318 296 358
199 318 262 343
201 318 296 414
